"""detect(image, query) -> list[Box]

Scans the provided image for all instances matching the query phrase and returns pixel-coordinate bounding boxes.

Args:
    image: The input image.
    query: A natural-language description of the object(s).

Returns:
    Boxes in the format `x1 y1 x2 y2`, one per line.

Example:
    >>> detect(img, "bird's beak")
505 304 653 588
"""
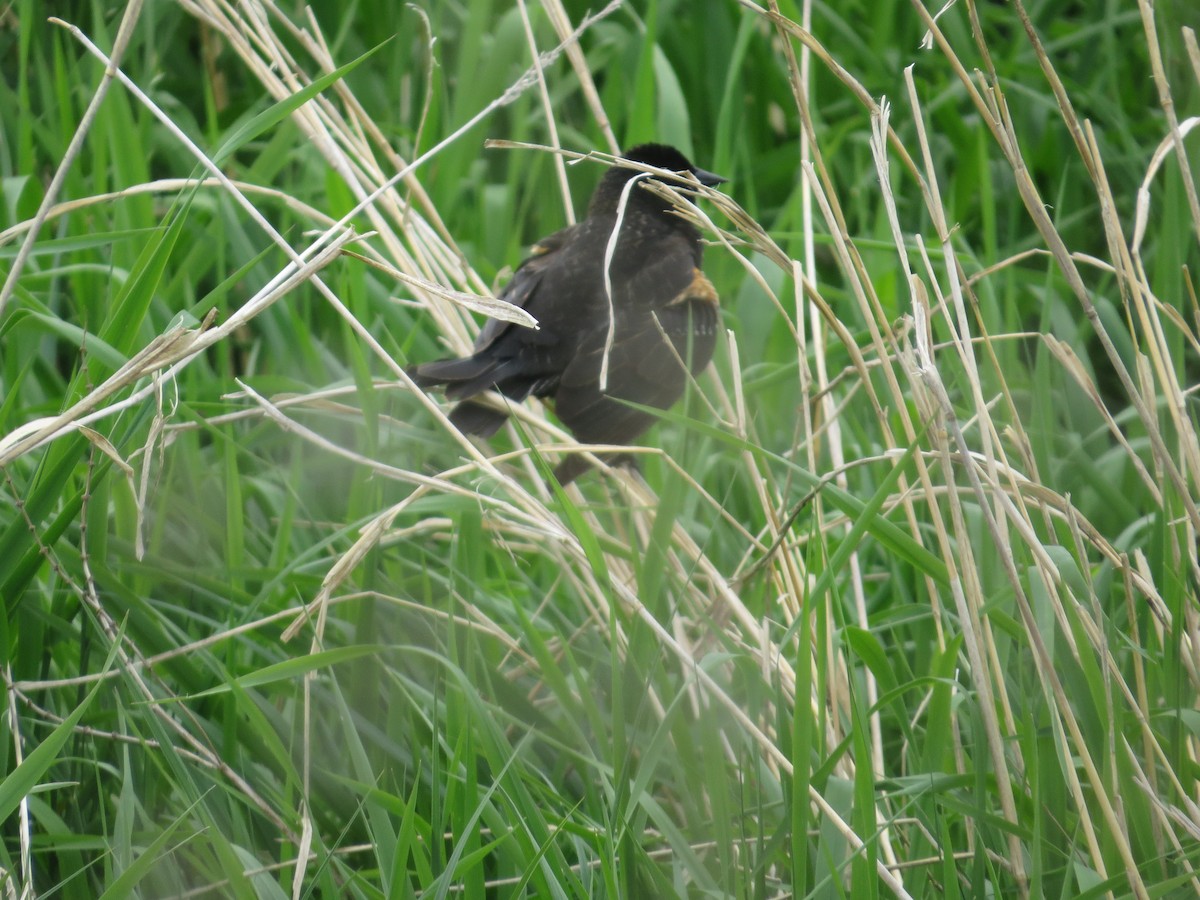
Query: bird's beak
691 167 727 188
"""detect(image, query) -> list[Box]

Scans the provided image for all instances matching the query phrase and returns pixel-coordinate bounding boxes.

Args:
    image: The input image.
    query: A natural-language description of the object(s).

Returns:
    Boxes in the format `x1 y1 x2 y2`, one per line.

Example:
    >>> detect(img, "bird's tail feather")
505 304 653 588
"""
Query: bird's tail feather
553 451 639 486
449 400 509 438
411 355 515 402
410 355 490 387
552 454 593 486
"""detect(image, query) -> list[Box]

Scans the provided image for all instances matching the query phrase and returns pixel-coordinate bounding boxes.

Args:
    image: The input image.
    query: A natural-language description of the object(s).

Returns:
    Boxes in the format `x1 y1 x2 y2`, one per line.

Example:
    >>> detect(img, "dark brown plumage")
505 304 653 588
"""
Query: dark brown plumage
411 143 725 484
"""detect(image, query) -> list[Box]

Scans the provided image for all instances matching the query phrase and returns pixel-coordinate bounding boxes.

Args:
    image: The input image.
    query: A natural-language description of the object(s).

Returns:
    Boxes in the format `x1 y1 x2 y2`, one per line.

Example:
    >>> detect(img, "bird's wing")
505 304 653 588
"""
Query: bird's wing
554 266 719 445
633 269 720 382
473 223 579 354
558 241 717 390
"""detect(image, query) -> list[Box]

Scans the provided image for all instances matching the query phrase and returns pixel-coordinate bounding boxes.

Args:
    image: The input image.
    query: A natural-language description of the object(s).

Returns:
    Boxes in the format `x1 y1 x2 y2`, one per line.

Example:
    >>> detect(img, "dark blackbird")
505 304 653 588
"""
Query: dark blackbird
411 143 725 484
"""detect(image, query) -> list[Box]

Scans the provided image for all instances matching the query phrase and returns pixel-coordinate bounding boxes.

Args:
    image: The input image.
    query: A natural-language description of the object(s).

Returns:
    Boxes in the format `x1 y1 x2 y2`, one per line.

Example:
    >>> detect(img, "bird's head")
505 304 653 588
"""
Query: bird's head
589 143 726 216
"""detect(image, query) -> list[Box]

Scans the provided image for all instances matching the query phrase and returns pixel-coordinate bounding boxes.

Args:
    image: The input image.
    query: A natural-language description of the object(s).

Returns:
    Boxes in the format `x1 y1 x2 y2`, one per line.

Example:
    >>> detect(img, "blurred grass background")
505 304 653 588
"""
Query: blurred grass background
2 0 1199 896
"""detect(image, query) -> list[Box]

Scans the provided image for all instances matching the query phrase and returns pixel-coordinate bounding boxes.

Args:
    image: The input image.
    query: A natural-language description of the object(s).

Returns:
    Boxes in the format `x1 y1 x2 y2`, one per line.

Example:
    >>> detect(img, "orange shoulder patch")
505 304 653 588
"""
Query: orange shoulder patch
667 268 719 307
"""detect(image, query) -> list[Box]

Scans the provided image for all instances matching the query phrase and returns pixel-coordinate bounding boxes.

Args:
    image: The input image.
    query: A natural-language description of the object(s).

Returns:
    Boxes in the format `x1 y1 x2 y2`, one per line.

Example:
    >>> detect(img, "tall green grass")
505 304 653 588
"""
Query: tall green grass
2 0 1198 896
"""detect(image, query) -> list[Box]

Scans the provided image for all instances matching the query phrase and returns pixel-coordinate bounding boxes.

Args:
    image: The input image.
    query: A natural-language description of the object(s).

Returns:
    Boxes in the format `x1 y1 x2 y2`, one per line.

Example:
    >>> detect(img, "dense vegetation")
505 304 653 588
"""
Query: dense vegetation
2 0 1198 896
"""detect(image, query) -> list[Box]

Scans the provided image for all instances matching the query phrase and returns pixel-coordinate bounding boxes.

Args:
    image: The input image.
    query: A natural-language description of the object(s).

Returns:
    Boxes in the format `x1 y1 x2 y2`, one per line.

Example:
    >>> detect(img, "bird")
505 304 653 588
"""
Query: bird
410 143 725 484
